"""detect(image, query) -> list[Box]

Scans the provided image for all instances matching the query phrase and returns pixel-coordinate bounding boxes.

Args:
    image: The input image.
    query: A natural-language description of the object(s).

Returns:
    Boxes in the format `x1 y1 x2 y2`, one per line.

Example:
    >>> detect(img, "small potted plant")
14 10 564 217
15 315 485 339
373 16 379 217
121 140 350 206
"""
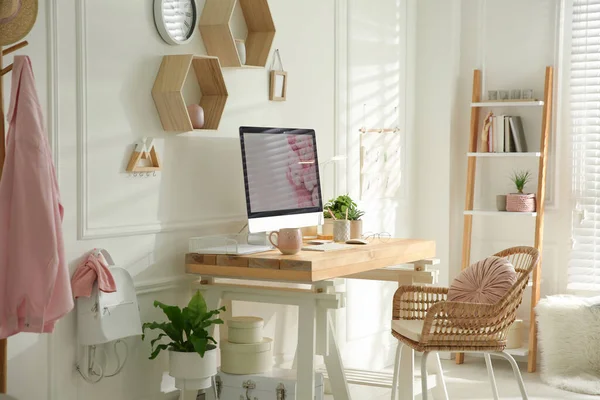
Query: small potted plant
323 195 365 238
506 170 536 212
347 207 365 239
142 291 225 390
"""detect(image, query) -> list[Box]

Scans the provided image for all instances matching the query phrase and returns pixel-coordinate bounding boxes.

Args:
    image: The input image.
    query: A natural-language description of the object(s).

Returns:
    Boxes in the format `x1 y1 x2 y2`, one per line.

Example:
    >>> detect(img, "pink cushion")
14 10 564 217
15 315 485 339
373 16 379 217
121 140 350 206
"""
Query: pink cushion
448 256 517 304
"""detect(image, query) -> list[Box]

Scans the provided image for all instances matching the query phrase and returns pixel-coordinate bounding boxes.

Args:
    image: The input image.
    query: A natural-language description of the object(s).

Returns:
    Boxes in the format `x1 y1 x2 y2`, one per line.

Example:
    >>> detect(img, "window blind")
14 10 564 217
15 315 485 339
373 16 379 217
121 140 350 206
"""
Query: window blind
569 0 600 291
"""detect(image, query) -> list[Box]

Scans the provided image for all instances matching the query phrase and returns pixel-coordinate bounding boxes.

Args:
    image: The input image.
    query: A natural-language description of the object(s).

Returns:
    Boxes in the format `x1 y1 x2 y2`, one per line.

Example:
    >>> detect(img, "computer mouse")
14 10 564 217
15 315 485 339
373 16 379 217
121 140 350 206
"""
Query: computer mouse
345 238 368 245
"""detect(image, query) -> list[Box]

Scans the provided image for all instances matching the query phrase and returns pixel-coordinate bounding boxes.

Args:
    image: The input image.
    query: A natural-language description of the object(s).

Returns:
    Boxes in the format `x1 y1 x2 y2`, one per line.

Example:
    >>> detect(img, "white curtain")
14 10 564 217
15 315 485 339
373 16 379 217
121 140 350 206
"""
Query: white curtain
569 0 600 291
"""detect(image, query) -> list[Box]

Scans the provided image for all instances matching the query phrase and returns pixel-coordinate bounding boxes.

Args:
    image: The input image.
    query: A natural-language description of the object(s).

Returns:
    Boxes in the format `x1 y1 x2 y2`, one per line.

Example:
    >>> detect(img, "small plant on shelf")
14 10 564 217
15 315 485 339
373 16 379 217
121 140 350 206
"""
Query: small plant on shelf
142 291 225 390
506 170 536 212
511 170 532 194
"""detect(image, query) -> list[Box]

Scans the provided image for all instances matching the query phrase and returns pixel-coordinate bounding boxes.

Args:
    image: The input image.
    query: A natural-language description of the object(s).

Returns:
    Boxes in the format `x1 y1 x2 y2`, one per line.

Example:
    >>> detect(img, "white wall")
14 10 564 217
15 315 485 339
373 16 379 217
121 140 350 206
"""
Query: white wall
338 0 416 370
3 0 336 399
414 0 462 289
449 0 566 331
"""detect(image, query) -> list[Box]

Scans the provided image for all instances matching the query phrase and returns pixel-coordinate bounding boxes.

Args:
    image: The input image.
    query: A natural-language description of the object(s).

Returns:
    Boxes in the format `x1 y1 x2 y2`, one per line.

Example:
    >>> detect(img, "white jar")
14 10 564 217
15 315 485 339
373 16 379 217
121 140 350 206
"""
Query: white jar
228 316 264 344
220 338 273 375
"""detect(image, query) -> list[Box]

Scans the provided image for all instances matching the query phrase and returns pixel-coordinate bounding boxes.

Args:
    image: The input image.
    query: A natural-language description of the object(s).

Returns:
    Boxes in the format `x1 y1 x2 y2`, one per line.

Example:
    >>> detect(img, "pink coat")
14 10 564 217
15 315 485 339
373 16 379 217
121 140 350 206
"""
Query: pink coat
0 56 73 338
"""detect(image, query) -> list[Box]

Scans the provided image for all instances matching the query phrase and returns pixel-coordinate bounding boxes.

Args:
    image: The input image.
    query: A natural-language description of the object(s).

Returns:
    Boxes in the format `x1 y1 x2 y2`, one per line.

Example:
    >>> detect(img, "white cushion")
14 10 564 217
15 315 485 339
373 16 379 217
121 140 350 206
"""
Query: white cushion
392 319 424 342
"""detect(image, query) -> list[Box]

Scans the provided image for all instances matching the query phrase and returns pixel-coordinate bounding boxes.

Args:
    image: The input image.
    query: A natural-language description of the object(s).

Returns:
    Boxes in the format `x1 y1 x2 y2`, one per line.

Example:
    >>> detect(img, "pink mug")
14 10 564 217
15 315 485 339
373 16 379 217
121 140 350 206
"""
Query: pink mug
269 228 303 255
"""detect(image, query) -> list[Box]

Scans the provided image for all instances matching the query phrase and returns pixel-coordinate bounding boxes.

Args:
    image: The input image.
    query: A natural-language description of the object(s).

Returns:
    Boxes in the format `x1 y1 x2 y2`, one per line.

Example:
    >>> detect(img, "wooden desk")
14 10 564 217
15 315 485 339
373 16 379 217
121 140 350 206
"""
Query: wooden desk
185 238 440 400
185 238 436 282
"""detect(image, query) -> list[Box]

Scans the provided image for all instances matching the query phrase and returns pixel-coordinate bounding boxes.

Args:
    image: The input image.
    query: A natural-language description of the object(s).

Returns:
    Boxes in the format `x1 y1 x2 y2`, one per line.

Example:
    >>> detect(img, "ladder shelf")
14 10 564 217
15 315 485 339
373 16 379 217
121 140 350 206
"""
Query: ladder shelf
457 67 553 373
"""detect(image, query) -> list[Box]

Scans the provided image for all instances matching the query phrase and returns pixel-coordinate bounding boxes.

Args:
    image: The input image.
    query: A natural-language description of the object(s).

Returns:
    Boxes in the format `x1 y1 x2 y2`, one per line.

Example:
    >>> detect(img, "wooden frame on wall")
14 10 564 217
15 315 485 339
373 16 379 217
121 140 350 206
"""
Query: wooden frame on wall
269 70 287 101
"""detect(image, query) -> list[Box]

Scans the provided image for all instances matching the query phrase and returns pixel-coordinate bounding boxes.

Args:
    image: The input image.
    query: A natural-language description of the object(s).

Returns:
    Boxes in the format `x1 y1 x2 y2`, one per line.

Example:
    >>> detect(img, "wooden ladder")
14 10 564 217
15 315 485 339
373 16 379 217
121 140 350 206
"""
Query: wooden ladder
456 67 553 373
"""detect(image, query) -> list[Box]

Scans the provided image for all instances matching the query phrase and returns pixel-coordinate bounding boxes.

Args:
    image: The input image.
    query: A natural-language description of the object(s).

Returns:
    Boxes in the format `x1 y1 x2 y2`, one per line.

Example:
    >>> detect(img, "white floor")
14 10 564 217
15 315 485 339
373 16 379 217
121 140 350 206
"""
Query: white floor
325 357 598 400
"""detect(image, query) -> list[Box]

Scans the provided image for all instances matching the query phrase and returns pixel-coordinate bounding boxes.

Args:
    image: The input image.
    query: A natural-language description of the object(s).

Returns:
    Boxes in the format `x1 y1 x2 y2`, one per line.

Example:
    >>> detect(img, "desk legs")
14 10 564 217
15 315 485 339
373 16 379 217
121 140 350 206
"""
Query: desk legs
202 288 225 340
323 313 351 400
297 300 316 400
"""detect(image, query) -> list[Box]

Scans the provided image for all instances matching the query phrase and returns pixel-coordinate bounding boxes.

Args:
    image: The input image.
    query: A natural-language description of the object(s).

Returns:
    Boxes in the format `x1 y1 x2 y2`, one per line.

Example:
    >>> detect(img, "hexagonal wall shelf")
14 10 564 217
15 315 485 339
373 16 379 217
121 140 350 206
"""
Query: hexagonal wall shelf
152 54 228 132
199 0 276 68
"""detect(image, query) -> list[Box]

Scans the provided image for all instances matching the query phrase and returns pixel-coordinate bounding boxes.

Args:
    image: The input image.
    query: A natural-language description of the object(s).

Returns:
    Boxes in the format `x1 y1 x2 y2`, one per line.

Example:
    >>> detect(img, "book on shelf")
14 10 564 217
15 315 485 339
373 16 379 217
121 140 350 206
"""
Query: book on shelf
508 116 528 152
504 116 516 152
483 113 528 153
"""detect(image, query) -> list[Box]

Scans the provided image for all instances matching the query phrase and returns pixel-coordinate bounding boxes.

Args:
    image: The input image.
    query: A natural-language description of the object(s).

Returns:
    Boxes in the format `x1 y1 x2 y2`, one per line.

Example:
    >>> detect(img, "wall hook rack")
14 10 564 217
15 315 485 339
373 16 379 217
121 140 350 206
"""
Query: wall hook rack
126 138 161 175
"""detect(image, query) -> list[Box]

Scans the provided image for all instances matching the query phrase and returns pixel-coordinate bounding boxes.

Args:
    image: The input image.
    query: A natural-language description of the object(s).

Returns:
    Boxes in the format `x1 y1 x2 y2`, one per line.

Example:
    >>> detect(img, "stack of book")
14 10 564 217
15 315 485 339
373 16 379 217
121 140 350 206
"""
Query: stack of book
484 115 528 153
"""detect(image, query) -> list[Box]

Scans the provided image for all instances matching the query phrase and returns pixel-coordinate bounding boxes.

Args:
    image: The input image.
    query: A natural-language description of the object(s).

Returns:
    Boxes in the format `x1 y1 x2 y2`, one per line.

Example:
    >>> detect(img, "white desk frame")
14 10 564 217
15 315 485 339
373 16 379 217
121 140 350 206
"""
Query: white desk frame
194 264 442 400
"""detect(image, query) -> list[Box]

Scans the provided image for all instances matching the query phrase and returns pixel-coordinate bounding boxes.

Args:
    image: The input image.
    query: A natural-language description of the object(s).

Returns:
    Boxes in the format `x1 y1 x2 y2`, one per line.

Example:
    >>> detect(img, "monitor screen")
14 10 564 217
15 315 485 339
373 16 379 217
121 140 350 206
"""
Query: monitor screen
239 127 323 220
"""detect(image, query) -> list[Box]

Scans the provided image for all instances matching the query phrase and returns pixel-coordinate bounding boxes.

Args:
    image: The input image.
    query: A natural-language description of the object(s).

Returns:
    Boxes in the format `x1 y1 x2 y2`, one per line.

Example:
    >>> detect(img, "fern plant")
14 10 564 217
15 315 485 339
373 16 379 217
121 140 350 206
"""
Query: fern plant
511 170 532 194
142 291 225 359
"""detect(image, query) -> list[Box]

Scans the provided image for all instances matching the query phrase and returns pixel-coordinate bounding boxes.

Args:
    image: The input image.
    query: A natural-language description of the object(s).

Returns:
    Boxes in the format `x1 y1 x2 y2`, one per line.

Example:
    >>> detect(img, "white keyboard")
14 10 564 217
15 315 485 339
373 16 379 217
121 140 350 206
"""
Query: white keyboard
302 243 353 252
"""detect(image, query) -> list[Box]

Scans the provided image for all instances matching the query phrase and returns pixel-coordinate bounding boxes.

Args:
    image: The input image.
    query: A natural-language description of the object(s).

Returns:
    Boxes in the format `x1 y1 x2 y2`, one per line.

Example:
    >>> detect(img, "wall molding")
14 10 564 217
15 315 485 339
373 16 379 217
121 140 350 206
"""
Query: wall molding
47 1 58 399
75 1 244 240
80 214 247 239
135 275 196 296
334 0 348 197
47 0 59 175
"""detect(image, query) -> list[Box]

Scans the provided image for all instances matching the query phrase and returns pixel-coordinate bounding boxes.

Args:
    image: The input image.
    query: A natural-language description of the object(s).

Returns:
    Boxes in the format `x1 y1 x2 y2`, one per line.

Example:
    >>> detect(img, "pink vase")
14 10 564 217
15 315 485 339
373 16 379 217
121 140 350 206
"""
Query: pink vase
187 104 205 129
506 193 536 212
269 228 302 255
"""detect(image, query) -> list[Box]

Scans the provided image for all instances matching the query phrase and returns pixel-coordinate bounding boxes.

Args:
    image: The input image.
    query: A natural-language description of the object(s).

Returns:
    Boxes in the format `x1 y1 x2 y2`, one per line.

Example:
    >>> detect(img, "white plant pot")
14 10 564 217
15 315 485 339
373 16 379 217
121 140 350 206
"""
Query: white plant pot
169 348 217 390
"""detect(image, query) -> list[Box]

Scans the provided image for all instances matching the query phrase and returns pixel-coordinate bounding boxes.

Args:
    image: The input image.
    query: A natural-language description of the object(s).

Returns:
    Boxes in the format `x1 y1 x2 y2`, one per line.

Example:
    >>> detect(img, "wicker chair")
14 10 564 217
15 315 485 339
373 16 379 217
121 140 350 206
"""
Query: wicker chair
390 246 540 400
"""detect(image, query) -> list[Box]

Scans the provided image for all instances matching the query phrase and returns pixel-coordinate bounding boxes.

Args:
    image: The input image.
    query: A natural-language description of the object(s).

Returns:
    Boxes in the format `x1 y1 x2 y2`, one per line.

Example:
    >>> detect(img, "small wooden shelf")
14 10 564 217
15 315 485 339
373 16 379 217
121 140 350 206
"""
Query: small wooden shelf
467 152 541 157
152 55 228 132
463 210 537 217
199 0 276 68
471 101 544 107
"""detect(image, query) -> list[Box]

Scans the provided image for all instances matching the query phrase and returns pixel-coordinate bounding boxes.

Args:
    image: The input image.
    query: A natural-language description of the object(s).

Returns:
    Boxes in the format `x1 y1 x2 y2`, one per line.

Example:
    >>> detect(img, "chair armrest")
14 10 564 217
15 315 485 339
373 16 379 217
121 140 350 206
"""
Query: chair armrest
420 300 505 343
392 285 449 321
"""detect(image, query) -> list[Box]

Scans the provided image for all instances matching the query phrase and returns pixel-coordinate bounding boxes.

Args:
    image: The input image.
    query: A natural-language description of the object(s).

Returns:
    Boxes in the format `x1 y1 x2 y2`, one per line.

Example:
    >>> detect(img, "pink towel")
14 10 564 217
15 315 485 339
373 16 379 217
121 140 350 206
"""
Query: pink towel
71 251 117 299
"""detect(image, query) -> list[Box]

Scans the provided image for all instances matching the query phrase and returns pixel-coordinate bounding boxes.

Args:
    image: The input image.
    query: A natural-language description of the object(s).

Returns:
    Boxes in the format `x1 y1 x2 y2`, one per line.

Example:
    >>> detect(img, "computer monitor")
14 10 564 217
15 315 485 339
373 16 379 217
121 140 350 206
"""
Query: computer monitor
239 126 324 233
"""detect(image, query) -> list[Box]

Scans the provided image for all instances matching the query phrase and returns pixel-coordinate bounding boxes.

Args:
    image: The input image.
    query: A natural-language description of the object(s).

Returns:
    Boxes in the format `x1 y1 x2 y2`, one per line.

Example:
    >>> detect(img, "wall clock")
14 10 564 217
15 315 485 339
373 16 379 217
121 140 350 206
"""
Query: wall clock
154 0 197 45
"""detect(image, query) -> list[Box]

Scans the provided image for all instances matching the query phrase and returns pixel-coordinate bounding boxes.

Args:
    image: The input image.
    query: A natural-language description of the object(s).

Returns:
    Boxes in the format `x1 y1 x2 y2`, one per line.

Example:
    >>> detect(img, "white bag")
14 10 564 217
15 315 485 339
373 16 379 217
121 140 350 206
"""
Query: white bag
76 249 142 345
201 368 324 400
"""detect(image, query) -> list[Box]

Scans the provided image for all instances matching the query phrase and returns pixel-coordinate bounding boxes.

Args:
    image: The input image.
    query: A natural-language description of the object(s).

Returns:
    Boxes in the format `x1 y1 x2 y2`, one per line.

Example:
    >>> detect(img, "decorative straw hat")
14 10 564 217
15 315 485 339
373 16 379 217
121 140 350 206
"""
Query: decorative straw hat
0 0 38 46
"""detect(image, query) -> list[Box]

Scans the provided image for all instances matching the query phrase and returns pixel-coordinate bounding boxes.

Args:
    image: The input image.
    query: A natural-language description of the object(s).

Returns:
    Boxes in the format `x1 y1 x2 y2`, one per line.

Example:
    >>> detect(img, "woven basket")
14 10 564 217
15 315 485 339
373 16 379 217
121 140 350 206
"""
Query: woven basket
506 193 536 212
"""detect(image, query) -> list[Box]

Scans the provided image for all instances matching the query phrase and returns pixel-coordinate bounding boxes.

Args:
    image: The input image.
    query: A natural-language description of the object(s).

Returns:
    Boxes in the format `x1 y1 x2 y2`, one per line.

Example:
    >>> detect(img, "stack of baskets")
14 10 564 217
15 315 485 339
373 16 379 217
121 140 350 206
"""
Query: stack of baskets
220 316 273 375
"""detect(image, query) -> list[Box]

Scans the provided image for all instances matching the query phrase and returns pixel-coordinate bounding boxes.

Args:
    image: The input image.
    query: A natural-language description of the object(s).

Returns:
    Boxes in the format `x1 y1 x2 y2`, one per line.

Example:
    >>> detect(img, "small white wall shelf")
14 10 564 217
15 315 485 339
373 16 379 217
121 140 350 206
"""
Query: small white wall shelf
471 101 544 107
463 210 538 217
467 152 541 158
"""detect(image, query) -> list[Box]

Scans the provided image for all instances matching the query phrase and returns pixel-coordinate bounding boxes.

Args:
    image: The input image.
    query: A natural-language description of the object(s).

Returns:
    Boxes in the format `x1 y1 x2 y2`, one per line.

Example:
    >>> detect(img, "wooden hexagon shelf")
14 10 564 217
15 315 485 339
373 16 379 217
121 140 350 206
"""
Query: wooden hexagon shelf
152 55 228 132
199 0 276 68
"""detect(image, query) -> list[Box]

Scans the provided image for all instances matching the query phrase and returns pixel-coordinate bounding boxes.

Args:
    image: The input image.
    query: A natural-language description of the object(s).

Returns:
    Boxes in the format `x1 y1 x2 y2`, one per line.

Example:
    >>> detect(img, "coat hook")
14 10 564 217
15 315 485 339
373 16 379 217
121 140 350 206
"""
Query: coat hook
153 171 157 177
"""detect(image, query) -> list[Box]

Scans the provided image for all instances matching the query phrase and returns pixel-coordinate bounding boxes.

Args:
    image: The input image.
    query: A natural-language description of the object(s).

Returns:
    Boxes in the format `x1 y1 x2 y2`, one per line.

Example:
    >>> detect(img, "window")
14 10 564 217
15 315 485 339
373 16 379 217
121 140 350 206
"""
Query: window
569 0 600 291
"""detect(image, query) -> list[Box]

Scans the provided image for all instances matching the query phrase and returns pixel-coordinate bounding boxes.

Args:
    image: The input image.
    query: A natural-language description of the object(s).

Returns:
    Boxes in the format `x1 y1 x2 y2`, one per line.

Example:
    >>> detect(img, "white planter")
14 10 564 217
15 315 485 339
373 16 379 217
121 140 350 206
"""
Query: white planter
220 338 273 375
169 348 217 390
228 316 264 344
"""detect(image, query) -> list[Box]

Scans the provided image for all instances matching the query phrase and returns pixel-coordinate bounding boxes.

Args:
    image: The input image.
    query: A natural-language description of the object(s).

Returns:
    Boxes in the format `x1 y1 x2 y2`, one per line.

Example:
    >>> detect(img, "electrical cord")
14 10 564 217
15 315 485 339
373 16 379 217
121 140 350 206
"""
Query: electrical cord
76 345 104 384
104 340 128 377
75 340 128 383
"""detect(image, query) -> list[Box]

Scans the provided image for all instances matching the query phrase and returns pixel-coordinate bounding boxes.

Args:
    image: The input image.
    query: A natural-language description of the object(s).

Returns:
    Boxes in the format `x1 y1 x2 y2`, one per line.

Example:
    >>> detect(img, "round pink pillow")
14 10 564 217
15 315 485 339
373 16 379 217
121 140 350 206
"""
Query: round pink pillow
447 256 517 304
